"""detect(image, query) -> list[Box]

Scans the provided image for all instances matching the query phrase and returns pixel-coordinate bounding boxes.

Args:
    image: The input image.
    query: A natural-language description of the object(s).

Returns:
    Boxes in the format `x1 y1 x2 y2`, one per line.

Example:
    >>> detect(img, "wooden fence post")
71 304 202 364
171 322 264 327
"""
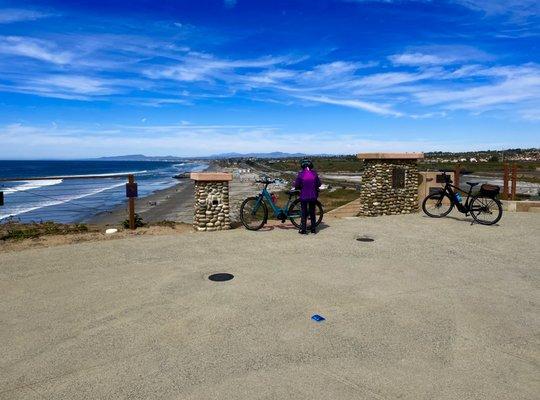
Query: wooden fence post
453 164 461 191
128 174 136 230
511 164 517 201
502 163 509 200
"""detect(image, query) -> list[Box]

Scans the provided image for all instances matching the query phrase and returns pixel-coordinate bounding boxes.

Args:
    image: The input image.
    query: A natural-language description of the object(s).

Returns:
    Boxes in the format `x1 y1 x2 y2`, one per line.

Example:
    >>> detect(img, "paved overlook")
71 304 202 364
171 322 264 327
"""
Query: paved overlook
1 212 539 400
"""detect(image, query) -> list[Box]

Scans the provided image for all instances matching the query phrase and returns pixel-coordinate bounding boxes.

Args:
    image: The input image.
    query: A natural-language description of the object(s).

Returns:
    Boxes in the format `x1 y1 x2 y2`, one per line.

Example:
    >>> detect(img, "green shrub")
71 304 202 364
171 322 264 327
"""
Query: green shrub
0 220 90 241
122 213 145 229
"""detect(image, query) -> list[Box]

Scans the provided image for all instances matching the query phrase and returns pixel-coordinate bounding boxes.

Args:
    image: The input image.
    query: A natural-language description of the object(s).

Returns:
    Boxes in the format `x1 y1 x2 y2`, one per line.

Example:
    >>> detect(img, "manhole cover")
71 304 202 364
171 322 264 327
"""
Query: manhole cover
208 273 234 282
356 237 374 242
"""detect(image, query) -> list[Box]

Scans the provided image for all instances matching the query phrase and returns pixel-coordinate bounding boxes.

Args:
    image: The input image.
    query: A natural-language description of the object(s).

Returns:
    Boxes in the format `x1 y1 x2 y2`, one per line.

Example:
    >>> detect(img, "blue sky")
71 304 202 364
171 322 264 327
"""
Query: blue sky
0 0 539 158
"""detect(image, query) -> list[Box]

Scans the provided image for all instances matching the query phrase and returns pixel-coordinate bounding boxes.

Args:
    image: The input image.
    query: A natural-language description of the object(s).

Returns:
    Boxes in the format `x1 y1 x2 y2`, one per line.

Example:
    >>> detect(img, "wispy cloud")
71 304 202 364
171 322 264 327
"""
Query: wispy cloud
0 8 53 24
452 0 540 19
0 13 537 121
389 45 490 67
144 53 303 82
413 64 540 111
347 0 540 20
0 36 72 64
297 95 403 116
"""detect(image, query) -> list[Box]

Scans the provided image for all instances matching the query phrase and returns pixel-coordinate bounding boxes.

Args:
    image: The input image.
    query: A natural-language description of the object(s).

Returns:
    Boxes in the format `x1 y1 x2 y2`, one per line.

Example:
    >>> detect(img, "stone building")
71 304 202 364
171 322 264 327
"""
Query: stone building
357 153 424 217
190 172 232 231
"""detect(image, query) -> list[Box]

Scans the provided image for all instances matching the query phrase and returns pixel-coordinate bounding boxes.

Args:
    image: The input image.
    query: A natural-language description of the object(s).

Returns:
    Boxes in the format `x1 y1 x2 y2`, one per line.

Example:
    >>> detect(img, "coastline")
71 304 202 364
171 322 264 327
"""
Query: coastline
87 162 217 227
86 181 195 226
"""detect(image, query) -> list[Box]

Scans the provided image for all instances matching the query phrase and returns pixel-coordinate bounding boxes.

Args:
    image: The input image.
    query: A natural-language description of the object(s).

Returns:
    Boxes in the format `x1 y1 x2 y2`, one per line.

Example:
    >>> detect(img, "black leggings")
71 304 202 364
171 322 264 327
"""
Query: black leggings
300 200 317 231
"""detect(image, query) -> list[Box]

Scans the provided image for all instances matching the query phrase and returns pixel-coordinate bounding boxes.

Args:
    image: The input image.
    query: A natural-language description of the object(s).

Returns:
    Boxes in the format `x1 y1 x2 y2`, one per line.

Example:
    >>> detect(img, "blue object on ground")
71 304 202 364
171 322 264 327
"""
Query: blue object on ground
311 314 326 322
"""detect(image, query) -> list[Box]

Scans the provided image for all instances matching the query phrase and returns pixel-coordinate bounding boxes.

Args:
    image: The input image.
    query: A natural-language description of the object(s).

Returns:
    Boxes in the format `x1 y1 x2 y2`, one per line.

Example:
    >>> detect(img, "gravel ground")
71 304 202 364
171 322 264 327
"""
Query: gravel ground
1 211 539 400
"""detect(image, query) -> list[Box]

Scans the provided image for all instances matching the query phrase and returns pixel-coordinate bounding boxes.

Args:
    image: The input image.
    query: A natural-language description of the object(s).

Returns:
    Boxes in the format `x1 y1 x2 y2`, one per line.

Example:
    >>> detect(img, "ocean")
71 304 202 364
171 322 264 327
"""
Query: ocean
0 160 207 223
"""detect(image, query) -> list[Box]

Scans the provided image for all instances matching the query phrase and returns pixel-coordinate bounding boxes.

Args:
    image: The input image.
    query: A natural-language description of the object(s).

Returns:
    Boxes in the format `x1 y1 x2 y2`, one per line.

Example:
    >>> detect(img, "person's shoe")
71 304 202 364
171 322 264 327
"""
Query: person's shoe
310 229 317 234
299 229 308 235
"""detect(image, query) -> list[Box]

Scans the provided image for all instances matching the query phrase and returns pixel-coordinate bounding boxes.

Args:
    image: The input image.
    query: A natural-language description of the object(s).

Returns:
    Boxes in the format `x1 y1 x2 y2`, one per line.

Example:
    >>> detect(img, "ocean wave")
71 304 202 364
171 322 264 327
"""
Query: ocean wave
3 179 63 195
46 170 149 178
0 181 126 221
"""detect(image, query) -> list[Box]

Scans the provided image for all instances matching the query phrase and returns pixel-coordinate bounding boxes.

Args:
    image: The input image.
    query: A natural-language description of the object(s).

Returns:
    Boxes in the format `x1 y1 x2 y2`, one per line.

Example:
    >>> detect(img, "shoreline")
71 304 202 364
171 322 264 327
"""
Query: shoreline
87 162 218 227
86 180 195 226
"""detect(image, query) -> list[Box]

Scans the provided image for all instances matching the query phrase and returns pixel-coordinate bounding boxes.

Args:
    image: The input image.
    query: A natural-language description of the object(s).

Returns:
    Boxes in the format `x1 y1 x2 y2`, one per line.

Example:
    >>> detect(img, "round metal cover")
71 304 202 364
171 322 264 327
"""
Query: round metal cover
208 273 234 282
356 237 374 242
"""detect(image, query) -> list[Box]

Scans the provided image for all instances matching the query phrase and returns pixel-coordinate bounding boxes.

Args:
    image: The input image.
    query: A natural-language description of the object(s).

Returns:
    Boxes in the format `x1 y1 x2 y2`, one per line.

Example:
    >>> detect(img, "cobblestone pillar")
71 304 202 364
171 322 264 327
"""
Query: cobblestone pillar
190 173 233 231
357 153 424 217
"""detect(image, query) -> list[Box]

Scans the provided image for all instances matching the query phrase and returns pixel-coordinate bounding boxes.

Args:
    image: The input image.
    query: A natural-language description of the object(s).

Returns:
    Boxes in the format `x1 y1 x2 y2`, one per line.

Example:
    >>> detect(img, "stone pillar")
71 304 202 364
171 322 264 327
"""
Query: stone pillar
190 172 233 231
357 153 424 217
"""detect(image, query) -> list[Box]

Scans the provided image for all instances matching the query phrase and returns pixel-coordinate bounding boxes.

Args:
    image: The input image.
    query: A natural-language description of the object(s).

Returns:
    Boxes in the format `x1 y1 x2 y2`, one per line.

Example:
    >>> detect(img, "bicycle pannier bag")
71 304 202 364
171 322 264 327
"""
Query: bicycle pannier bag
480 184 500 198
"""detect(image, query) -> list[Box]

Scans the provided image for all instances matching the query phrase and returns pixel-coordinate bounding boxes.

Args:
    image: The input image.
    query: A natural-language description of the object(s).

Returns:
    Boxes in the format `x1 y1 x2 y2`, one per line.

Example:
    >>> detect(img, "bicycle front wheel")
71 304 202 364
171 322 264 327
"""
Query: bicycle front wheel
470 196 503 225
422 192 454 218
288 199 324 229
240 196 268 231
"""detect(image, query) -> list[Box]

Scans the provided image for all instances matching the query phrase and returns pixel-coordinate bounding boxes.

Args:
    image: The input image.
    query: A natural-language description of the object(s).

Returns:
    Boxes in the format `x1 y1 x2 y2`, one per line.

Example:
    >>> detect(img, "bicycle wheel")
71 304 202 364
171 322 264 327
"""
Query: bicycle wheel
288 199 324 229
422 192 454 218
470 195 503 225
240 196 268 231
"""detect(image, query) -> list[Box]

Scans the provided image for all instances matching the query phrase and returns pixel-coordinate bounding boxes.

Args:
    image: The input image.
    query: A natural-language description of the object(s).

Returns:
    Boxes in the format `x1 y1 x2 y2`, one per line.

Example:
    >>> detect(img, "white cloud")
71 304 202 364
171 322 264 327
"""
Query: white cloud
0 74 145 100
0 36 72 64
146 53 301 82
452 0 540 18
0 8 52 24
414 64 540 110
347 0 540 19
0 28 537 120
297 95 403 117
389 45 490 67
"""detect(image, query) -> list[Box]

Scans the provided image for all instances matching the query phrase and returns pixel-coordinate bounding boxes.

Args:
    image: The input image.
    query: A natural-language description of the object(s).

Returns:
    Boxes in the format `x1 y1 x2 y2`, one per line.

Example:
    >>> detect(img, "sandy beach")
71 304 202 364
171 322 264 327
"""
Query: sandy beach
87 180 195 226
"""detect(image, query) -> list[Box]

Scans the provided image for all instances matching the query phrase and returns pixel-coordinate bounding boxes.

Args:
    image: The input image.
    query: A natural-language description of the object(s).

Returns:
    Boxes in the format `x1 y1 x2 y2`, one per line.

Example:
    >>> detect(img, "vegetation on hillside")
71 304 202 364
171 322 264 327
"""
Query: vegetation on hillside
0 221 90 241
272 188 360 212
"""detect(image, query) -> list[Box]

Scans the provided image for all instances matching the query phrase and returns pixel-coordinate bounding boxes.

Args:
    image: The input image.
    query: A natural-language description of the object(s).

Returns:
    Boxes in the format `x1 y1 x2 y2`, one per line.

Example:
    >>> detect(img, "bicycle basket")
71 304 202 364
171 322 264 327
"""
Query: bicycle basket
480 184 500 198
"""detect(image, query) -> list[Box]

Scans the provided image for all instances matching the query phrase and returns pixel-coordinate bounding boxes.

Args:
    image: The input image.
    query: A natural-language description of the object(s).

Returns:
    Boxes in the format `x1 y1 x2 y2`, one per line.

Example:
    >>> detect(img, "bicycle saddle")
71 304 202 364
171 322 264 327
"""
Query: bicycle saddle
286 189 300 195
466 182 480 187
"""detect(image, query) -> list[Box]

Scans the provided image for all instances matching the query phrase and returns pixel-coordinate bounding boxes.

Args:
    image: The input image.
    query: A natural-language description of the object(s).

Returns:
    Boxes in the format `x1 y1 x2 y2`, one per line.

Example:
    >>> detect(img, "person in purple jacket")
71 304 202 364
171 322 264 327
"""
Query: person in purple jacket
294 159 322 234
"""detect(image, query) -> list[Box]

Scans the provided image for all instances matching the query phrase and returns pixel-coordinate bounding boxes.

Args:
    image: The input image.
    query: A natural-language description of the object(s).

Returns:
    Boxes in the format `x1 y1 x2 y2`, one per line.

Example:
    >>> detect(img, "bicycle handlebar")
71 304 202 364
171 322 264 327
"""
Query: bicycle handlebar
256 179 275 184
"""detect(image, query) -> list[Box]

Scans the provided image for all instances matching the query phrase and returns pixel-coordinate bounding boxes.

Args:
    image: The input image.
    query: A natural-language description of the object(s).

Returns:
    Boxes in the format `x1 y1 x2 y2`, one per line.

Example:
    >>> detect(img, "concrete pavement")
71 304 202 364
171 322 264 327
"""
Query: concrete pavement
1 211 539 399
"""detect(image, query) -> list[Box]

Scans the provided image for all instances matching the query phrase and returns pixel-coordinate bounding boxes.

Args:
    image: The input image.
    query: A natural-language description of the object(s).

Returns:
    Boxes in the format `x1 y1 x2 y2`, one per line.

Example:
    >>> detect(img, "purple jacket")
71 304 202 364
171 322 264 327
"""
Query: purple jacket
294 169 321 201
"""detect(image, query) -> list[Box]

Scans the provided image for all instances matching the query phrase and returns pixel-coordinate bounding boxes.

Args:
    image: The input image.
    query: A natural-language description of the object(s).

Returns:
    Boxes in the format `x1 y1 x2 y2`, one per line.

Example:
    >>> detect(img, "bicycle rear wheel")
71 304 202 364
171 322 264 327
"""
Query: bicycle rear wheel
470 196 503 225
422 192 454 218
240 196 268 231
288 199 324 229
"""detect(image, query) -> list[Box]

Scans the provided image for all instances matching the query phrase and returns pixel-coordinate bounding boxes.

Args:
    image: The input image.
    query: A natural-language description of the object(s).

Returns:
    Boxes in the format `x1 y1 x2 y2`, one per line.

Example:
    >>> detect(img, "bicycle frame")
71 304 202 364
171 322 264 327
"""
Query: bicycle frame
254 184 296 219
438 180 474 214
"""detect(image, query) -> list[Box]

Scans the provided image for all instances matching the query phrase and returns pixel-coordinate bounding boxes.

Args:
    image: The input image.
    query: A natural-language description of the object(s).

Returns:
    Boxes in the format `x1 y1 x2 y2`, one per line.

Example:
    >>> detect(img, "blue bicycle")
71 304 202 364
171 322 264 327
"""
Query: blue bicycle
240 177 324 231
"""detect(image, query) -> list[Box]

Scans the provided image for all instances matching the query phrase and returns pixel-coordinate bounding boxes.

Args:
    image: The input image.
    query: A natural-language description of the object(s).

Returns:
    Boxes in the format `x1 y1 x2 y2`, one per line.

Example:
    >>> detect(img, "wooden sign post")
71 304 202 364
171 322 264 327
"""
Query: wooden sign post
126 174 138 230
502 163 509 200
453 164 461 192
511 164 517 201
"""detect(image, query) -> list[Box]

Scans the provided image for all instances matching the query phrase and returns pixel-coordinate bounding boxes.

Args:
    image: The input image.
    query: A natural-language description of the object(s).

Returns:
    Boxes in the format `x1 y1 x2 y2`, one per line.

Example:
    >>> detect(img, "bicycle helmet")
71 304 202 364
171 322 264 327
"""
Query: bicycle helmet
300 158 313 169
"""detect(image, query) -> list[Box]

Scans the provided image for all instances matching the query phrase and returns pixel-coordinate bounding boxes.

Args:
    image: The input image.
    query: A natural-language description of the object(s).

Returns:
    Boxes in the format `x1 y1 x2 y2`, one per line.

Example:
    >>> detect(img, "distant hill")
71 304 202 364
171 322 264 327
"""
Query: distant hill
90 154 186 161
89 152 325 161
210 152 314 159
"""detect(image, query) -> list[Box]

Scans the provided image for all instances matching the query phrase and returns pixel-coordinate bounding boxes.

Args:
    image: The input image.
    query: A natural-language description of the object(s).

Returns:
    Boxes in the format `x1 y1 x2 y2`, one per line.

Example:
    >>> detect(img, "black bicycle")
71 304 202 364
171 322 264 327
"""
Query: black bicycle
422 171 503 225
